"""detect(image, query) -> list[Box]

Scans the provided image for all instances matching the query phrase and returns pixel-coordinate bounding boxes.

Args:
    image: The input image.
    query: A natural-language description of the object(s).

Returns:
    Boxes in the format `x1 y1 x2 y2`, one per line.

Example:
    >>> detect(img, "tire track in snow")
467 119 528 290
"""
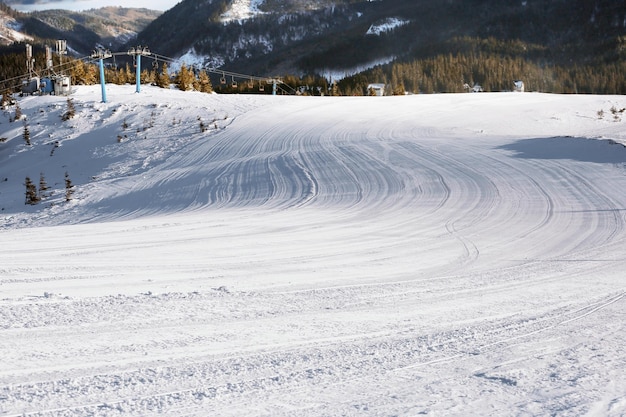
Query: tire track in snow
5 292 622 417
4 94 626 416
397 290 626 372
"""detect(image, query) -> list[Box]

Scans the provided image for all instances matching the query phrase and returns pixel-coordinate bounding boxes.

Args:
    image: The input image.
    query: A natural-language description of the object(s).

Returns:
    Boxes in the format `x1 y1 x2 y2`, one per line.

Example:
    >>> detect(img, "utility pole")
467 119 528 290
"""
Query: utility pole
45 46 53 75
56 40 67 66
25 44 34 78
127 46 151 93
91 49 112 103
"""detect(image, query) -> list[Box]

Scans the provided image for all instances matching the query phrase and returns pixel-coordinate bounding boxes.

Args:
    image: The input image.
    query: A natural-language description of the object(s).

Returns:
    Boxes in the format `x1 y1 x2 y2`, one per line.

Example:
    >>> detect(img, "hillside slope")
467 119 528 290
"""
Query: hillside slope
1 86 626 416
135 0 626 77
0 3 31 45
0 4 161 56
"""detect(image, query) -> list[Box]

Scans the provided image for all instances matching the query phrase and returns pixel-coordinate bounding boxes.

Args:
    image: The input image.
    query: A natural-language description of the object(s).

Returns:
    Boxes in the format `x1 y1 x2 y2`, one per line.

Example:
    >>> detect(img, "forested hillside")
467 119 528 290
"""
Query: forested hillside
337 37 626 95
1 0 625 94
134 0 626 94
0 2 160 64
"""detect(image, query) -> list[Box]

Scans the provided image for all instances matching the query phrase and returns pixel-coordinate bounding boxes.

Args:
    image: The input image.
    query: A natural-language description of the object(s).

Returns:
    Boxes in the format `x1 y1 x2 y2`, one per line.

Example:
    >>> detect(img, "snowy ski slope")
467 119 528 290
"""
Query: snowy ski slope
1 85 626 416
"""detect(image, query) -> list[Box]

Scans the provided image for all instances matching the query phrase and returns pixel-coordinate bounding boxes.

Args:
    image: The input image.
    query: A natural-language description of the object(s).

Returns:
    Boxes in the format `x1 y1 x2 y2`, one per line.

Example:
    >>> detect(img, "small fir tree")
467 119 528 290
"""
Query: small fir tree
1 89 11 109
115 66 128 85
23 119 30 146
176 64 195 91
125 63 135 85
64 172 75 201
196 69 213 93
39 172 49 198
141 68 152 85
24 177 40 205
14 101 22 121
62 98 76 121
157 63 170 88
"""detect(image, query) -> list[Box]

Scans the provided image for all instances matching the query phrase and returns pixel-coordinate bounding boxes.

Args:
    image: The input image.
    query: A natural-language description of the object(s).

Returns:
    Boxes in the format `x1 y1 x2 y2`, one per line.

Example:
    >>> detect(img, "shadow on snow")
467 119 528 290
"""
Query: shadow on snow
497 137 626 164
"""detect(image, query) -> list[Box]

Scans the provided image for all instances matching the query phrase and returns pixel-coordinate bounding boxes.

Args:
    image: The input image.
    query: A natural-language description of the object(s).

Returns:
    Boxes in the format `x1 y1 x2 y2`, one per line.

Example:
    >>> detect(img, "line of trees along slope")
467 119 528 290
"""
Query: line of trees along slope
337 37 626 95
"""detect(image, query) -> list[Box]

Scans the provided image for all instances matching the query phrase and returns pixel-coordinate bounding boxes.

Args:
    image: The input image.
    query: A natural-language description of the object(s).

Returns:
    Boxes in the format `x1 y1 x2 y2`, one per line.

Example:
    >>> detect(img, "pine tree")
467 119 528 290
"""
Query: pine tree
176 64 195 91
141 68 153 85
196 69 213 93
24 177 40 205
62 98 76 121
157 63 170 88
23 119 30 146
14 101 22 121
70 60 97 85
1 89 11 109
39 172 49 199
115 66 128 85
124 63 134 85
64 172 75 201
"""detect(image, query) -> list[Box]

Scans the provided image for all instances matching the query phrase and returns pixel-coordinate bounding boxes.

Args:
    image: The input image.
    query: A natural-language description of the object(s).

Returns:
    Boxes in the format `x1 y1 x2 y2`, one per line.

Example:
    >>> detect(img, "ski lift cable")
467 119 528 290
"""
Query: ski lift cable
1 49 295 95
99 51 277 87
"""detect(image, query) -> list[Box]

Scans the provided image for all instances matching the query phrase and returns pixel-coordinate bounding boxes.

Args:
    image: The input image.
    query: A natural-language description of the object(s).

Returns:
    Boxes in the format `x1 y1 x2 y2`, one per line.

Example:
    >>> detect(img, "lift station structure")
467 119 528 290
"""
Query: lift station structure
21 40 71 96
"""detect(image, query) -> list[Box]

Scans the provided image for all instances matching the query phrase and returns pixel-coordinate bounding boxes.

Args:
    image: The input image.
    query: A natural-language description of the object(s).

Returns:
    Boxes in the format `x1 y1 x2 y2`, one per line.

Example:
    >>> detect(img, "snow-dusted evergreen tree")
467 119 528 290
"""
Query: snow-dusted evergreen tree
24 177 40 205
39 172 49 199
14 102 22 121
1 90 11 109
23 119 30 146
64 172 75 201
62 98 76 121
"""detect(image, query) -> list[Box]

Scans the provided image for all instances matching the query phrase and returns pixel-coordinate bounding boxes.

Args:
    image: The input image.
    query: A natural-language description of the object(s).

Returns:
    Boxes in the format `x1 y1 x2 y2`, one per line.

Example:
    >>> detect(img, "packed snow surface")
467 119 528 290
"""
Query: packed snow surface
1 85 626 416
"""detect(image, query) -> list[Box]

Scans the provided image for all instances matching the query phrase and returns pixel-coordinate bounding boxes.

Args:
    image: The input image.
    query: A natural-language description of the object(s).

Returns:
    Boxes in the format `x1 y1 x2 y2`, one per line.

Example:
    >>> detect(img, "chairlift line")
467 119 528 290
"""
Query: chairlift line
1 46 294 96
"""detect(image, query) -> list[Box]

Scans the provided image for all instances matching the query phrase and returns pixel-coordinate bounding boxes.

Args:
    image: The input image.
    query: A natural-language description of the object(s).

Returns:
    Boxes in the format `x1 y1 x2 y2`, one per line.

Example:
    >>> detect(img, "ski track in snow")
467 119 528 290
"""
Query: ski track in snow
1 86 626 416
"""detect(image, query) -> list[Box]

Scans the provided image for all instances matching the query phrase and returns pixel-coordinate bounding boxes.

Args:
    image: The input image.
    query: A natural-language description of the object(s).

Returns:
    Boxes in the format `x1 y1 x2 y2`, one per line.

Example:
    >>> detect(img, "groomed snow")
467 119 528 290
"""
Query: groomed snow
1 85 626 416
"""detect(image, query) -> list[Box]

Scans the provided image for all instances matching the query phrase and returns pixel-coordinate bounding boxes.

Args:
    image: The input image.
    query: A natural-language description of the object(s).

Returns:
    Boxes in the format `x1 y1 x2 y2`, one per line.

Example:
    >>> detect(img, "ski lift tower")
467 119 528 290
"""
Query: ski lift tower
92 48 112 103
127 46 151 93
21 44 40 95
54 40 71 95
56 40 67 63
45 45 53 72
39 46 55 94
25 44 34 78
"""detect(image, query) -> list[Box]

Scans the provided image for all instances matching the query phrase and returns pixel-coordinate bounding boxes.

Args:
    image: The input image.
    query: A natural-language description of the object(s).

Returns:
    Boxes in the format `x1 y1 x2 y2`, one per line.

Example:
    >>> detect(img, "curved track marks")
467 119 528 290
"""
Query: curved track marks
3 95 626 416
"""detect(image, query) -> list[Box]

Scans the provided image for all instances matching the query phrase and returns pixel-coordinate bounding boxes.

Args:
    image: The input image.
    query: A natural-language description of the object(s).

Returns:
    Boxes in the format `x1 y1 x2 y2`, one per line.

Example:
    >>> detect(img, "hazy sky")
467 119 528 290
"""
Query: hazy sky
8 0 180 12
